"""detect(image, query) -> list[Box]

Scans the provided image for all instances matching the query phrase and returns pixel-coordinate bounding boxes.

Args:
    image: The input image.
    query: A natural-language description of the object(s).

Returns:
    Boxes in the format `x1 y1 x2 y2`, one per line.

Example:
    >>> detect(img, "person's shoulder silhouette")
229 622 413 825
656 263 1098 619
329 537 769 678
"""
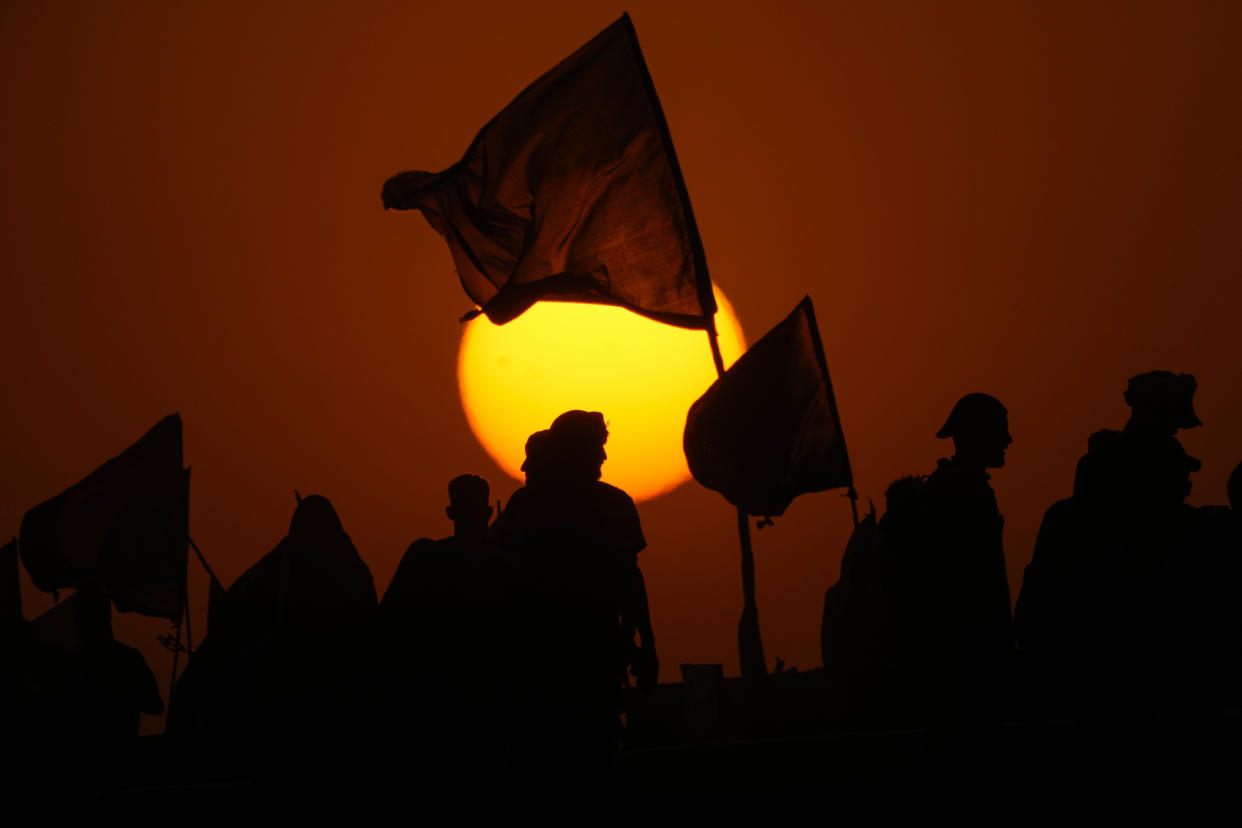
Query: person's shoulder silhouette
924 393 1012 519
499 411 657 793
584 480 646 560
1076 370 1201 504
921 393 1014 674
382 474 493 619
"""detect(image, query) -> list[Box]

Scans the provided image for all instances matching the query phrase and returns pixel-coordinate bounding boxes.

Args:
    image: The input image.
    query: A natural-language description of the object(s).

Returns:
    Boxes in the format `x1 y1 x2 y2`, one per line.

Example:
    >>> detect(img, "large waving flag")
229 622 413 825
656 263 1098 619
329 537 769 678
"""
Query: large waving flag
382 13 716 329
684 297 853 518
19 415 189 620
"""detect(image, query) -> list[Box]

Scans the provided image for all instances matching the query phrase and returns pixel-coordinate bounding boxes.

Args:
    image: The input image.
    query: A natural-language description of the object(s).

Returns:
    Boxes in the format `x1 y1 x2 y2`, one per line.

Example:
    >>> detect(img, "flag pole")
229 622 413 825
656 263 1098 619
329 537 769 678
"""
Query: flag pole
188 536 219 585
706 323 767 678
624 13 767 678
800 298 861 532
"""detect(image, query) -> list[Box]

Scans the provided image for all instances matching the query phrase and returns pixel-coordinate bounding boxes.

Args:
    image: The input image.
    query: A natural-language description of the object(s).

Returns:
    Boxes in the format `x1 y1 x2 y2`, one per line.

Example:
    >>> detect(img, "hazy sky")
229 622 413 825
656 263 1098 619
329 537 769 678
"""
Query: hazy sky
3 1 1240 731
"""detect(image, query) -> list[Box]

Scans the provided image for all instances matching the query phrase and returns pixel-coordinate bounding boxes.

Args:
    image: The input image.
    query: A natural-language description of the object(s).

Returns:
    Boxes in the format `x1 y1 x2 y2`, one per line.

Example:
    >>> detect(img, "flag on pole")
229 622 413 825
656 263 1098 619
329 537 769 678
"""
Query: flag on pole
382 13 716 329
29 585 113 654
684 297 853 518
19 415 189 621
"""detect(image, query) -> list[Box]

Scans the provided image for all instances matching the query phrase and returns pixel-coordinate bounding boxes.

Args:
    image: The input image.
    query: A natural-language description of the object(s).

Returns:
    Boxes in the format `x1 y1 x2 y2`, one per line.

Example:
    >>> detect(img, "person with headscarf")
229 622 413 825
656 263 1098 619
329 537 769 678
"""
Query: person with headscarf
491 411 655 797
176 495 377 767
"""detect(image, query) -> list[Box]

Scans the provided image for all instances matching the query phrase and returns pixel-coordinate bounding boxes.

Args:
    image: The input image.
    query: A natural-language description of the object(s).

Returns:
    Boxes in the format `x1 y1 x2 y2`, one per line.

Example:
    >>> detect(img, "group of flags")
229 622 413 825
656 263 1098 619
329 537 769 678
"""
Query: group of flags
9 14 853 675
386 13 854 519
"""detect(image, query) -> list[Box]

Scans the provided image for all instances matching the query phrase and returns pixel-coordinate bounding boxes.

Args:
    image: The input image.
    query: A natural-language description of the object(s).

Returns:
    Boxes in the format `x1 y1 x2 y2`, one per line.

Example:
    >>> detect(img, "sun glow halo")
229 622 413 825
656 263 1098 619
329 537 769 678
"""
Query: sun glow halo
457 289 745 501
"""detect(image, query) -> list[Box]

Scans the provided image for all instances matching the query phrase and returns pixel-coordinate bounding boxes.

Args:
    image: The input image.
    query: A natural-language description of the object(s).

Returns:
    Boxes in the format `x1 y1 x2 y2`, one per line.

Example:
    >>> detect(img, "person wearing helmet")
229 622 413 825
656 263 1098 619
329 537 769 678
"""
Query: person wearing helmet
924 393 1015 678
918 393 1015 781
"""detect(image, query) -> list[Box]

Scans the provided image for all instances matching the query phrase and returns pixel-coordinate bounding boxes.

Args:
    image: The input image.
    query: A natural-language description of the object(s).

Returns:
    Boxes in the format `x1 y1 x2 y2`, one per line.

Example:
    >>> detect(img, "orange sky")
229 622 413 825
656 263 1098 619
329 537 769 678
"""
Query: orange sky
3 1 1241 732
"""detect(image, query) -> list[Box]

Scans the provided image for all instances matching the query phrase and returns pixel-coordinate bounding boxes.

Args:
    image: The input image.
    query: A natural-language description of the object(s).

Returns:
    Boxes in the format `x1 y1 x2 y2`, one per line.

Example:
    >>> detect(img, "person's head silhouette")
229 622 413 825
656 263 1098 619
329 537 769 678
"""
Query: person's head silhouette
549 410 609 482
446 474 491 538
937 393 1013 470
1123 371 1201 436
288 494 347 544
521 429 555 486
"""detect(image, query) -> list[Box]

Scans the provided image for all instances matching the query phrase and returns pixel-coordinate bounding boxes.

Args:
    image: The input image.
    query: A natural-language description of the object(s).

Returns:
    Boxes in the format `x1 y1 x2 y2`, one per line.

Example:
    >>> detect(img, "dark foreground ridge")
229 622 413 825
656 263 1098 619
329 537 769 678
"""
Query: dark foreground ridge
5 380 1242 824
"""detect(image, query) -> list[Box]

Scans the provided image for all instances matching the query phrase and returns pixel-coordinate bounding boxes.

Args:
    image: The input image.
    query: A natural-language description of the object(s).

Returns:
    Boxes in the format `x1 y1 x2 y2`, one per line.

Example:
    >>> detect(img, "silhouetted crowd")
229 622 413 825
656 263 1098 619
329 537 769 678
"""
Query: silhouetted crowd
823 371 1242 786
169 410 654 799
4 373 1241 803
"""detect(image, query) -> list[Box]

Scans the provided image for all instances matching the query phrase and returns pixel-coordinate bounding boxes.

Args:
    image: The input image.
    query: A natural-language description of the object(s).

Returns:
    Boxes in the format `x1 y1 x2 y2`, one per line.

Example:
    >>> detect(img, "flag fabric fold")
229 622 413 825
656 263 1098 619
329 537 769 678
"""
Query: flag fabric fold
19 415 189 620
382 13 716 329
684 297 853 517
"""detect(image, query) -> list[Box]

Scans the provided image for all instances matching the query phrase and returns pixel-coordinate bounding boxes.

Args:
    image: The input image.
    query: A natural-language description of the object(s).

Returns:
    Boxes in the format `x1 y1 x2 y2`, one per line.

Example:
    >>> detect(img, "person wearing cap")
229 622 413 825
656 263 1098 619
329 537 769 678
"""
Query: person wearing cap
1073 371 1201 505
916 394 1015 776
1019 372 1204 720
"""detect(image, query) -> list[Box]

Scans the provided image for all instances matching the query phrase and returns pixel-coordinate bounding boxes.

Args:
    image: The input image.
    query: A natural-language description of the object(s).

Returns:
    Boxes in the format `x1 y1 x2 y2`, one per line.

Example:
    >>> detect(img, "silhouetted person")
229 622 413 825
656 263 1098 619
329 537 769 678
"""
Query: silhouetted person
822 479 924 726
379 474 501 789
1073 370 1201 506
1161 459 1242 712
926 396 1014 681
492 410 655 798
27 587 162 748
382 474 494 643
177 495 377 773
909 394 1015 786
1017 372 1203 718
824 392 1014 736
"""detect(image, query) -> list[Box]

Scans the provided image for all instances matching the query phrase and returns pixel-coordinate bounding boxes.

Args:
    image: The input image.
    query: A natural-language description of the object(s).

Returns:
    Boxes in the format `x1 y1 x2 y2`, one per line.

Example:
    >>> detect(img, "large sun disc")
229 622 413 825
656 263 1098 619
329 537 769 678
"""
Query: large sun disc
458 290 745 501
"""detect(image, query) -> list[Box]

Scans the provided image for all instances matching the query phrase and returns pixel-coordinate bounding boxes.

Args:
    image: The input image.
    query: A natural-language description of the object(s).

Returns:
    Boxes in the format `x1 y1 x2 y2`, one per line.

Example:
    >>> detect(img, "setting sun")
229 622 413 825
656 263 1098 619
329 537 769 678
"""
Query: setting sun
458 289 745 501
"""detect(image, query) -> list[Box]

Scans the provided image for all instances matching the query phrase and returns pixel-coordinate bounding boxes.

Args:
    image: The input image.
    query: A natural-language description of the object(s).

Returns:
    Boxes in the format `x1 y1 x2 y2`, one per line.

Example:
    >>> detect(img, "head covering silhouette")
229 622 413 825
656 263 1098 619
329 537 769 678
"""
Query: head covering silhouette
1123 371 1201 433
549 410 609 481
287 494 348 544
936 393 1008 439
937 393 1013 469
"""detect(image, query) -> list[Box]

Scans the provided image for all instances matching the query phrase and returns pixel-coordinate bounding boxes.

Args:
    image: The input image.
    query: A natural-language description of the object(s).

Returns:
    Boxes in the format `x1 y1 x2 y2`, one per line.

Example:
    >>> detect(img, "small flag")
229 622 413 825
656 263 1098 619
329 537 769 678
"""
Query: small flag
383 14 716 329
684 297 853 517
19 415 189 620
